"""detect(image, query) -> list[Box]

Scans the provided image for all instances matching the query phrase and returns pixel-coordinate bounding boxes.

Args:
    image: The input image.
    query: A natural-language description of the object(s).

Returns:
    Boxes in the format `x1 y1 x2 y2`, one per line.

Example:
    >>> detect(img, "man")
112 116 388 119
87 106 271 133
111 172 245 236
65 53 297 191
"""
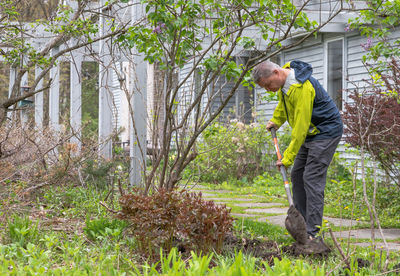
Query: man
252 60 343 239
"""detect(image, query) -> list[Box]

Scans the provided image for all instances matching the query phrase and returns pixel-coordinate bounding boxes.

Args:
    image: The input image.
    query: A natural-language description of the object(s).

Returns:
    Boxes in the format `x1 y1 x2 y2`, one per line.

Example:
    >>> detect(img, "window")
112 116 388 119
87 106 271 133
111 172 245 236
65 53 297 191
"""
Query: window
325 39 343 110
210 56 255 124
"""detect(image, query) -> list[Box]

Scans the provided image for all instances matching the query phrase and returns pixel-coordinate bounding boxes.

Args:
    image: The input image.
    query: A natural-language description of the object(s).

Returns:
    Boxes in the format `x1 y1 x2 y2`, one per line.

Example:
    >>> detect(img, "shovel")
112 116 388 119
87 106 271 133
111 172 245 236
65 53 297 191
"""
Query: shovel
270 128 308 244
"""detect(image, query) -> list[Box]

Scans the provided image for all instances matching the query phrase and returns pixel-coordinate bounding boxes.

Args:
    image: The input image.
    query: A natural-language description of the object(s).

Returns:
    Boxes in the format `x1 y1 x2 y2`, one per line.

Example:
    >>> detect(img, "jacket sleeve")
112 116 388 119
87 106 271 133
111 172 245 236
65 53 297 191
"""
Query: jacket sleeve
270 92 287 128
281 82 315 167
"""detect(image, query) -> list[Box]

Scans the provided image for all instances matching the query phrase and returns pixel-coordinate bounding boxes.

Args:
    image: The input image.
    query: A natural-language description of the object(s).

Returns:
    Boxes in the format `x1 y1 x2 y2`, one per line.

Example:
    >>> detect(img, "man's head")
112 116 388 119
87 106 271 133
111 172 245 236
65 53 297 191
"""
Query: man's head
252 61 287 92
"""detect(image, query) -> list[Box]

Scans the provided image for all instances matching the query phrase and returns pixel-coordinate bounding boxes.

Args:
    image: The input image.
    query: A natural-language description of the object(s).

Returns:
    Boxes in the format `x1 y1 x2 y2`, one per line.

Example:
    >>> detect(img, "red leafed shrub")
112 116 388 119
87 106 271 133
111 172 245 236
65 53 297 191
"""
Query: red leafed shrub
118 188 234 256
343 58 400 185
177 192 234 253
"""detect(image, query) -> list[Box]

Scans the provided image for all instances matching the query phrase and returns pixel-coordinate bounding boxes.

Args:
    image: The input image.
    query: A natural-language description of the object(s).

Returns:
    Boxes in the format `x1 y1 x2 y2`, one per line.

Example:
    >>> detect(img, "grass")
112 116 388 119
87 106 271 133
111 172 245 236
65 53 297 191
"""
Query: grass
233 218 293 244
1 178 400 275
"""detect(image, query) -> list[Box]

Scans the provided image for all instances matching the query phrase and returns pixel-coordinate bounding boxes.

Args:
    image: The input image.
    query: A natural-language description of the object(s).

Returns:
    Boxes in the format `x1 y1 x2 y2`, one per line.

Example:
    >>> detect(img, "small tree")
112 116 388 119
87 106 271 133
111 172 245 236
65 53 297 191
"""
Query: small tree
343 60 400 186
119 0 346 192
347 0 400 185
342 62 400 269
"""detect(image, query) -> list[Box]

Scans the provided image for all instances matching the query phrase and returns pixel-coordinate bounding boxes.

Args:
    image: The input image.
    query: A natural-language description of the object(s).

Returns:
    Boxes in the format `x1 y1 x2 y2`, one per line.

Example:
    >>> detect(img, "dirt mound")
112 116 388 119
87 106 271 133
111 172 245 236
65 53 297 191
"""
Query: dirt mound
283 238 331 257
223 233 281 265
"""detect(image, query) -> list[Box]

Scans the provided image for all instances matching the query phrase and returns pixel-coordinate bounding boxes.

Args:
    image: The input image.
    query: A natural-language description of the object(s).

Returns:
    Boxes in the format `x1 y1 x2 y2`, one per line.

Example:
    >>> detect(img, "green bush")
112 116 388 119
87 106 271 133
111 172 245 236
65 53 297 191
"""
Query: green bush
185 121 291 184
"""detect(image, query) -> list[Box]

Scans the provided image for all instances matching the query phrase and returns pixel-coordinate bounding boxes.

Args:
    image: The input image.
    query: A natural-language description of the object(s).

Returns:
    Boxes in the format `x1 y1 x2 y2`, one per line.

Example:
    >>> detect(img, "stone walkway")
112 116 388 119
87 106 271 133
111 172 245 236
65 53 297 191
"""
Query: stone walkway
191 187 400 251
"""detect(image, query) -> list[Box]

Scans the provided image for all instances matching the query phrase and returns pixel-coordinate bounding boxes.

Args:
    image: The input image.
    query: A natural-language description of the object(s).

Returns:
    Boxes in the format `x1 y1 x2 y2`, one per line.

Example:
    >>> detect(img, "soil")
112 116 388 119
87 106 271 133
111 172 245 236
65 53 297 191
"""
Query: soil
223 233 281 265
223 232 333 263
339 258 370 275
283 238 331 257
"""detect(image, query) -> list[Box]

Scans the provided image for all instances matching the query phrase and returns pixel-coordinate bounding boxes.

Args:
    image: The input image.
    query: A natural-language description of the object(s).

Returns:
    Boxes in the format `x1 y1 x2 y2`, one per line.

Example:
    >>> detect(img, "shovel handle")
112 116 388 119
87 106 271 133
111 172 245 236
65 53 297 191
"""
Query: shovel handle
270 128 294 206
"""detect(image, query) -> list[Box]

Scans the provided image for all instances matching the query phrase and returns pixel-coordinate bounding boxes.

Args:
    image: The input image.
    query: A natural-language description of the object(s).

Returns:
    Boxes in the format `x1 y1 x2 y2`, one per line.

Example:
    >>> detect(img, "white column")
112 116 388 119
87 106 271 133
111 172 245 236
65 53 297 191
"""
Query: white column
129 58 147 187
70 52 82 152
49 47 60 131
35 66 44 128
130 1 147 186
98 1 113 159
20 71 29 125
7 66 17 121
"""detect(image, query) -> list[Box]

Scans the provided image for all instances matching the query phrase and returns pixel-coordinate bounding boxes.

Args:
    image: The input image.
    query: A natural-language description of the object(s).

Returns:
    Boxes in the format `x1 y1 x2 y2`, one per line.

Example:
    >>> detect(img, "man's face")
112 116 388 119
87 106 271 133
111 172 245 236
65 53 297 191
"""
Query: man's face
257 70 284 92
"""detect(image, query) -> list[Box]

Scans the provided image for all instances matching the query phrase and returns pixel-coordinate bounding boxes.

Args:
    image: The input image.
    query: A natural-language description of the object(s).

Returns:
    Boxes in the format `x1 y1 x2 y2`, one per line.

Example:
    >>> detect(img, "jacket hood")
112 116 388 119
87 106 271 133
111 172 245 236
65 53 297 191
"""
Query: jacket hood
289 60 313 83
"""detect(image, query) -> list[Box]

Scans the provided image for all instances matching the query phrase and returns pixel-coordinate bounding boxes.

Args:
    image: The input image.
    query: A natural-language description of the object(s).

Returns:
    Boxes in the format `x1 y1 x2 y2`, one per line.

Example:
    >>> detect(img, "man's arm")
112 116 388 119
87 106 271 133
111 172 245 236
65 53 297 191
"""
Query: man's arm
269 92 287 130
281 82 315 167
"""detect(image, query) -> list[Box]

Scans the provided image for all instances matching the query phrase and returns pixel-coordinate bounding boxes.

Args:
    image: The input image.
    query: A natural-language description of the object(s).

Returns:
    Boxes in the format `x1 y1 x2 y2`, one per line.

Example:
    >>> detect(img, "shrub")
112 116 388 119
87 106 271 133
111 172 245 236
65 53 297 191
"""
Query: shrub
118 189 234 257
343 58 400 185
177 192 234 253
184 120 290 183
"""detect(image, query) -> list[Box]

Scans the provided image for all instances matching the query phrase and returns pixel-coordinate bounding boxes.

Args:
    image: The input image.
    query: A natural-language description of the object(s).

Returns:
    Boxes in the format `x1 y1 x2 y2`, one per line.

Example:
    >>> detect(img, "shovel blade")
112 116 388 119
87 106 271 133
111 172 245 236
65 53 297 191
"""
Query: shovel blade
285 205 308 245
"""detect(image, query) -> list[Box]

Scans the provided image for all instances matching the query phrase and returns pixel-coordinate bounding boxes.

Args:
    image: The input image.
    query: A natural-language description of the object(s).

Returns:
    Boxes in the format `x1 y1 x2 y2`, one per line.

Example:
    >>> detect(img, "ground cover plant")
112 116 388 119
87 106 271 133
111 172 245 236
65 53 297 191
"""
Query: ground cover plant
2 182 400 275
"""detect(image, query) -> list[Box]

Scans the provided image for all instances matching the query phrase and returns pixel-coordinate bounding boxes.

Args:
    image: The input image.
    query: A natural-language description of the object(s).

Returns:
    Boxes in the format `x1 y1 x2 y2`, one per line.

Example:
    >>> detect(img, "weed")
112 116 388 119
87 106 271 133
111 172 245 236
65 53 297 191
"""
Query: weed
6 215 39 248
84 216 128 241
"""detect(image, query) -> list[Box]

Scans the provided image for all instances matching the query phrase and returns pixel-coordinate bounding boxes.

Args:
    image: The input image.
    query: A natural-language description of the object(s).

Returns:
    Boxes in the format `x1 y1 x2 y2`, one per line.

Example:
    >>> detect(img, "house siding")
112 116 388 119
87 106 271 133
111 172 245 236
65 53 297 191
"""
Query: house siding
255 38 324 124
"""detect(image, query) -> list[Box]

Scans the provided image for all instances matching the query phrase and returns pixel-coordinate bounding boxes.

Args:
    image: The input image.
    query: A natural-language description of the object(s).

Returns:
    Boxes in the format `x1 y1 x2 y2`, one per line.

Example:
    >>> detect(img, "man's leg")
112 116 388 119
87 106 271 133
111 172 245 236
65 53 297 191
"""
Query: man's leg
291 144 308 220
302 135 341 237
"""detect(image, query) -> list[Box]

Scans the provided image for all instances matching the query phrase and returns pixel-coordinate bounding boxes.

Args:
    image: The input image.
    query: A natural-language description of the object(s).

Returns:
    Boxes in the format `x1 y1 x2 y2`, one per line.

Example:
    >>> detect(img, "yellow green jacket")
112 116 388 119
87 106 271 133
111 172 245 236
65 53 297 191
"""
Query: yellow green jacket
270 61 343 167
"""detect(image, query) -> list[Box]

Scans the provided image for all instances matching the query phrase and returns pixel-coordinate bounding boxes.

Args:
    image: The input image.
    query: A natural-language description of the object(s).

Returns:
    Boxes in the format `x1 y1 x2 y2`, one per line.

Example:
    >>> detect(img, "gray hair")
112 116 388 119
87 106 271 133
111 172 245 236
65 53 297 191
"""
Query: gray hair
252 61 280 84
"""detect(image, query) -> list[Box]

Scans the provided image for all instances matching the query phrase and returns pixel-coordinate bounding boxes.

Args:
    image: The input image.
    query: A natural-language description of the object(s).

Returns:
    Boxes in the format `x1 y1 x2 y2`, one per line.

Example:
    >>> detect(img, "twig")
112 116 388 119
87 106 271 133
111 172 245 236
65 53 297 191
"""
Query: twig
327 223 351 268
118 178 125 196
374 267 400 276
99 201 118 214
326 254 352 276
104 186 113 202
20 181 49 196
78 166 86 187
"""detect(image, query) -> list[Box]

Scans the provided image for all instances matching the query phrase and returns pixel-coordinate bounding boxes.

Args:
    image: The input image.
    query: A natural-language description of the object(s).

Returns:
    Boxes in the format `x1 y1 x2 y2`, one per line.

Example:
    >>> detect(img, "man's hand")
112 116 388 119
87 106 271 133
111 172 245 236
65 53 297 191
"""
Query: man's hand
266 121 278 131
276 160 284 169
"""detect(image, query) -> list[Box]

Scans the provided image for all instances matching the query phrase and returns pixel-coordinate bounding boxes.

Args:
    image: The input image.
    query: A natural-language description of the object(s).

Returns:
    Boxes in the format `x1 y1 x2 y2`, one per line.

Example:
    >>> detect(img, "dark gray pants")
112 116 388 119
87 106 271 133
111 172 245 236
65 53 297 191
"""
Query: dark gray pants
291 135 341 237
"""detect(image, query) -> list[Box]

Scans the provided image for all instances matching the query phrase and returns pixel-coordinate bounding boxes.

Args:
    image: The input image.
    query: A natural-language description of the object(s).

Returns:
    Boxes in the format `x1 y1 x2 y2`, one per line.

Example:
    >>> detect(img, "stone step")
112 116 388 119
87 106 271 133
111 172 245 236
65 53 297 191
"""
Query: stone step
244 207 288 214
333 229 400 240
233 202 282 208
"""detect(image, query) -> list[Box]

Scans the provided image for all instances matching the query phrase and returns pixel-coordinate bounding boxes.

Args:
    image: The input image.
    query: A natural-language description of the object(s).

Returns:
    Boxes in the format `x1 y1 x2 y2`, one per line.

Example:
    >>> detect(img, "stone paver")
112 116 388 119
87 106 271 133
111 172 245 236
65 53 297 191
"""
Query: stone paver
244 207 287 214
200 192 222 197
231 213 259 218
203 197 257 202
353 242 400 251
257 215 287 227
256 215 365 228
324 216 362 227
233 202 281 208
192 189 233 194
334 229 400 240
